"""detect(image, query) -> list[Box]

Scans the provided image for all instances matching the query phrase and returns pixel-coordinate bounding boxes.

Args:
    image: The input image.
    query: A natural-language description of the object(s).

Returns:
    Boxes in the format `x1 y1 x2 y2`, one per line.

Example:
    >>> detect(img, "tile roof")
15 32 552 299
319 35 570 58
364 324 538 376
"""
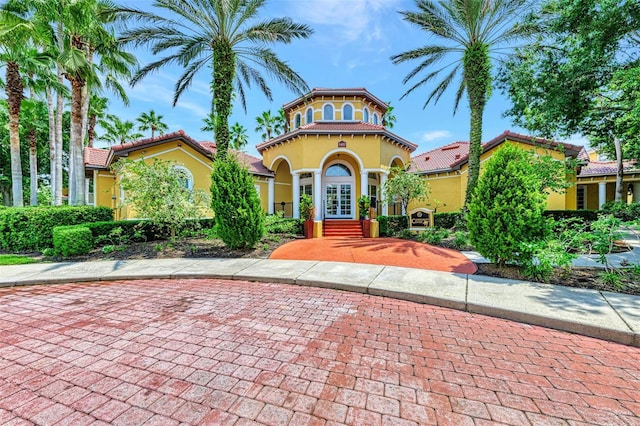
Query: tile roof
84 131 273 177
282 87 388 113
578 160 639 176
256 121 417 153
84 147 109 168
410 130 585 173
198 141 273 176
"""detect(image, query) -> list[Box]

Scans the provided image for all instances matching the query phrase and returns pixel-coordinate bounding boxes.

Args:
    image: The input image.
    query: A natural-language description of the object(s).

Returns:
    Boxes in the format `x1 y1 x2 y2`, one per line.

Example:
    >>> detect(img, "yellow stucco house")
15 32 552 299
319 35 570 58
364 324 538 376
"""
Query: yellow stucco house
85 87 640 236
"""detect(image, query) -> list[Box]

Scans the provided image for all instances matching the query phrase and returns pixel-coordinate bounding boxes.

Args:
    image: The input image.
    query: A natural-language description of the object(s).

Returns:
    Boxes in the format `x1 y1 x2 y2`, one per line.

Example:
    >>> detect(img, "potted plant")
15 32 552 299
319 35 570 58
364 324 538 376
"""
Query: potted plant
300 194 315 238
358 195 371 237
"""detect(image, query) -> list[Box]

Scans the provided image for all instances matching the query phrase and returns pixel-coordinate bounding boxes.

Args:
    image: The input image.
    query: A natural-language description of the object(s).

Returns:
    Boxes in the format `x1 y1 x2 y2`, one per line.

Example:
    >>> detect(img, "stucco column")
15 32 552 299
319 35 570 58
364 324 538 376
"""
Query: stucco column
267 178 275 215
634 182 640 203
314 170 322 221
292 172 300 219
380 172 388 216
598 181 607 209
360 171 368 198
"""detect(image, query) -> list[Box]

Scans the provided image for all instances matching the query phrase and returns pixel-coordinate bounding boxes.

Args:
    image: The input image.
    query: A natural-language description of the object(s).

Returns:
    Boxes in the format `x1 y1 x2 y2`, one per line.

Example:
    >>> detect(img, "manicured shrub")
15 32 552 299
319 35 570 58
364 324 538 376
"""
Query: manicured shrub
87 218 216 246
378 215 409 236
418 228 450 245
544 209 599 223
467 145 548 266
265 213 302 235
53 226 93 257
600 202 640 223
434 212 464 229
0 206 113 252
211 156 265 249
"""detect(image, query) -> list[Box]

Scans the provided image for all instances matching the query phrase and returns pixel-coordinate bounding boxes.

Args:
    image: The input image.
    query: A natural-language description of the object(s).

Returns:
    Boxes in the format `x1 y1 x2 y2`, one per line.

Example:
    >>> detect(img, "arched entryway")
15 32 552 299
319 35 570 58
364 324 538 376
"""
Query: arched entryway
323 161 355 219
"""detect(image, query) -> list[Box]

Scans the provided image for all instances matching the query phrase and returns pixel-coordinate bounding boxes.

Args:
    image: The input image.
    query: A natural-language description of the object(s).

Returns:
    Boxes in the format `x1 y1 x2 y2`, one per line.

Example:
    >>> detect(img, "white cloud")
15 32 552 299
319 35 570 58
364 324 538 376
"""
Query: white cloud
420 130 452 143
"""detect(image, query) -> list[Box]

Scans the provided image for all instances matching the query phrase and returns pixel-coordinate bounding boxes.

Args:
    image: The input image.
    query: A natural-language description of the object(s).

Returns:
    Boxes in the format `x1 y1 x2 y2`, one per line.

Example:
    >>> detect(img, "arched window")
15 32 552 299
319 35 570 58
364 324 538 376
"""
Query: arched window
373 112 379 125
343 104 353 120
363 108 369 123
174 166 194 190
294 113 301 129
326 164 352 177
305 107 313 124
323 104 334 120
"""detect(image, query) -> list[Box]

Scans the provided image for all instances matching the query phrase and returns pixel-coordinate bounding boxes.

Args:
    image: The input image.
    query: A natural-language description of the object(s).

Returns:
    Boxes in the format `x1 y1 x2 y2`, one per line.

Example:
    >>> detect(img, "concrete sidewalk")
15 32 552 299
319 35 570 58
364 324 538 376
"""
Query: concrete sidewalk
1 258 639 347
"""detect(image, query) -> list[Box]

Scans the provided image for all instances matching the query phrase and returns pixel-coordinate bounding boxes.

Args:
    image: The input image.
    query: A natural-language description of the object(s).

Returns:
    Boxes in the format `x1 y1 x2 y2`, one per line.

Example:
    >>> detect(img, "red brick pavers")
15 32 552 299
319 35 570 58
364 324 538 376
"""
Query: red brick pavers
0 279 639 425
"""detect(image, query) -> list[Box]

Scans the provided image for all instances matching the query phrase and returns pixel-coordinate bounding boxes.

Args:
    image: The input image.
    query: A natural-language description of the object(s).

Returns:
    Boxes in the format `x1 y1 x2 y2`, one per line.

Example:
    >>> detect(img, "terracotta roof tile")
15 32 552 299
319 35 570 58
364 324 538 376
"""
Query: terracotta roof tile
579 160 639 176
84 147 109 168
409 142 469 173
198 141 273 176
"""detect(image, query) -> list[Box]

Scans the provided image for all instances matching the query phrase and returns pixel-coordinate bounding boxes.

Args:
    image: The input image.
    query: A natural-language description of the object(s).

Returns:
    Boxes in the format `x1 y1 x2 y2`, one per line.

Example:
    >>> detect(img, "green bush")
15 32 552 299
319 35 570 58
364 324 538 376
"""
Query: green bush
467 145 548 266
544 210 599 223
0 206 113 252
265 213 303 235
85 218 215 246
211 156 265 249
434 212 464 229
452 230 470 250
378 215 409 236
53 226 93 257
600 202 640 222
418 228 450 245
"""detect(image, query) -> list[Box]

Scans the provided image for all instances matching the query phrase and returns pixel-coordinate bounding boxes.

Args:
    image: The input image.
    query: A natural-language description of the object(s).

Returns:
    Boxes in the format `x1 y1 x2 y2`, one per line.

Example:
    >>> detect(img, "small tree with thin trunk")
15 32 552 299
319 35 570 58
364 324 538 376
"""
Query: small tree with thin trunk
383 166 430 225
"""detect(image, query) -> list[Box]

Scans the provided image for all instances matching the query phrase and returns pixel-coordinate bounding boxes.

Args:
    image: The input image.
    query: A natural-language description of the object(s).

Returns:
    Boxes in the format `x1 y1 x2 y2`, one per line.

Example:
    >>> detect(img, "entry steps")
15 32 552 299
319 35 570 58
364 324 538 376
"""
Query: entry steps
323 220 363 237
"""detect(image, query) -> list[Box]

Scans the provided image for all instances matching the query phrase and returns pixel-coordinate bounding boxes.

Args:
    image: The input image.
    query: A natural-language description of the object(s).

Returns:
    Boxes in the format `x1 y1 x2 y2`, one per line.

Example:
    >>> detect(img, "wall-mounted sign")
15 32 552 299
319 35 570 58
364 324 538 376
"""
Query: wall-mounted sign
338 141 347 148
408 208 434 229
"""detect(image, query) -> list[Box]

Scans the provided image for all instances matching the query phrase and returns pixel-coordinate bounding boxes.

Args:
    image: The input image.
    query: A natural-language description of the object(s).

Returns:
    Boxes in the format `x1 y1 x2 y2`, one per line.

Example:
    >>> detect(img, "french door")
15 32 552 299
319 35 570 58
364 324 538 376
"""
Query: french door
325 183 353 218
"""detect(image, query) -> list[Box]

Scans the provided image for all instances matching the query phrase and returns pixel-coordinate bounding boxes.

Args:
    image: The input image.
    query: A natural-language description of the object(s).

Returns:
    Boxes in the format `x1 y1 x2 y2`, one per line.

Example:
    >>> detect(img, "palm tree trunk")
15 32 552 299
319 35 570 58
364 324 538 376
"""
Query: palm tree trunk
614 137 624 203
29 128 38 206
6 62 23 207
212 40 235 159
463 44 490 208
54 25 64 206
70 78 86 205
46 86 56 202
87 114 96 148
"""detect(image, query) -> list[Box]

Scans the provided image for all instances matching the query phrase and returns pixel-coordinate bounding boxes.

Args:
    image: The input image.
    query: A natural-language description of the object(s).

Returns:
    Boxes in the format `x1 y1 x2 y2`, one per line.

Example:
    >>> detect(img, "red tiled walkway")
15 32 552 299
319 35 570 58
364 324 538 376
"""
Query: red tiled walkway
1 279 639 425
270 237 477 274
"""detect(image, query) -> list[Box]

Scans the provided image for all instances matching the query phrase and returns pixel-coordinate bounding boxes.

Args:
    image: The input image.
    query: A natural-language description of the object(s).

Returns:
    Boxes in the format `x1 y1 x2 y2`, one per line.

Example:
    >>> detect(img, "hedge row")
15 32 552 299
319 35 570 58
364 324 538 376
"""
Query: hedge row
0 206 113 251
87 218 216 246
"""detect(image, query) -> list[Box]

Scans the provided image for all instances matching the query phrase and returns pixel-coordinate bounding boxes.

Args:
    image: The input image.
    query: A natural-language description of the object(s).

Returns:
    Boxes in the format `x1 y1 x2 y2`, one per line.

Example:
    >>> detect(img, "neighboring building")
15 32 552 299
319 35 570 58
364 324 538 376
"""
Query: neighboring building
85 88 640 235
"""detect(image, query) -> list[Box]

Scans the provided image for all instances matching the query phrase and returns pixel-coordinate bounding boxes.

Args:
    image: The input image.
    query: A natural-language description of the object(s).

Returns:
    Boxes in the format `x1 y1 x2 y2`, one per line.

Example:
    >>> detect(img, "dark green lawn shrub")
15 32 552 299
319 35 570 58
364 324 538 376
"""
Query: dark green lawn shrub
434 212 463 229
0 206 113 252
87 218 216 246
265 213 302 235
378 215 409 236
544 210 599 223
211 156 265 249
600 202 640 222
467 145 547 266
418 228 450 245
53 225 93 257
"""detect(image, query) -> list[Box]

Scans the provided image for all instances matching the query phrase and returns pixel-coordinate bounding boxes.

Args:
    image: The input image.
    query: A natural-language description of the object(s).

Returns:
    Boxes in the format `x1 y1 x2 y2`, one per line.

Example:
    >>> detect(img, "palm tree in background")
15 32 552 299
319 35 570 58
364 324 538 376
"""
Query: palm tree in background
383 102 396 128
255 110 279 140
391 0 533 206
230 122 249 151
98 113 143 145
87 94 108 148
116 0 313 158
137 109 168 139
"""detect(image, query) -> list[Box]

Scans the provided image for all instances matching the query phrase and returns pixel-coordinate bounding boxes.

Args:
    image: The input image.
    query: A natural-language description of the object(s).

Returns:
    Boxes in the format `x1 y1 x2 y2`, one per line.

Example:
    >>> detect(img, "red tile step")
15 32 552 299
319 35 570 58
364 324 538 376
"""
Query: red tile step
323 220 363 237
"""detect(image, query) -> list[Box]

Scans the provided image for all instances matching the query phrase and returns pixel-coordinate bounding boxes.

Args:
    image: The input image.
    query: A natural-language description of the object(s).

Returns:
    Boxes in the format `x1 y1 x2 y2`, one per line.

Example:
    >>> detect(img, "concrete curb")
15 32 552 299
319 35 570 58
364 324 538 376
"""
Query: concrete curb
1 258 638 347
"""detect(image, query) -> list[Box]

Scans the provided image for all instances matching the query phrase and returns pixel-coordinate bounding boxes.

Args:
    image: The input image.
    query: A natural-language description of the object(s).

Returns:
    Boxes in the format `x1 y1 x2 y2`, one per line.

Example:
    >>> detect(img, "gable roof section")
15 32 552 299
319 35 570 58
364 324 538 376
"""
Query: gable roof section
578 160 639 177
410 130 584 174
256 121 418 153
283 87 388 113
84 130 273 177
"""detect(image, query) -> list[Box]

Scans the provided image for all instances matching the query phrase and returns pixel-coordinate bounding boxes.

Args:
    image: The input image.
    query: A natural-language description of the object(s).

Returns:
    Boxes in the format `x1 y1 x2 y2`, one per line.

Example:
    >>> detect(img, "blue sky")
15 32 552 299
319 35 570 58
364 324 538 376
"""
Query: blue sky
103 0 586 158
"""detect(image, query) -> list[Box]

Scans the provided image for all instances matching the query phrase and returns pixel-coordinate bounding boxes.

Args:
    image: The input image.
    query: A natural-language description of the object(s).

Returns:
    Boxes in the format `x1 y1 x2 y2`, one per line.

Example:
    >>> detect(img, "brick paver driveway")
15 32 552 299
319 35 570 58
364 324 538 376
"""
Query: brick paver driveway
1 279 639 425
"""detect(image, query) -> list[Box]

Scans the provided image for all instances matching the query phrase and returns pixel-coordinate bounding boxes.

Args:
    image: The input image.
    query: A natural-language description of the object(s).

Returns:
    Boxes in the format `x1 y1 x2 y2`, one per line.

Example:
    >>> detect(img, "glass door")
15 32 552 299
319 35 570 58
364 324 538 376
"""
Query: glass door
325 183 352 218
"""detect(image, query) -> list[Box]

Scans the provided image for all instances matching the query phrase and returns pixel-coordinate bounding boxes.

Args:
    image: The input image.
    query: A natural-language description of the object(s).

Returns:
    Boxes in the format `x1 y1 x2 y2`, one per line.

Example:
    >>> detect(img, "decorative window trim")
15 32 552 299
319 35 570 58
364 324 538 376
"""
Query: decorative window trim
323 103 334 121
294 112 302 129
342 103 354 121
373 112 379 125
305 107 313 125
363 107 370 123
173 165 194 190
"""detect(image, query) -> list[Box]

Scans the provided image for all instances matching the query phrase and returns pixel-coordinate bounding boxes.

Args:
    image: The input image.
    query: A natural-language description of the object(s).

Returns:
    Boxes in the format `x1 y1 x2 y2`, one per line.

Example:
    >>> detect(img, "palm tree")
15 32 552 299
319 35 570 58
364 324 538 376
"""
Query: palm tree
255 110 278 140
98 113 143 145
201 113 215 133
383 102 396 128
116 0 313 158
87 94 108 148
229 122 249 151
391 0 532 206
0 4 43 206
137 109 168 139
